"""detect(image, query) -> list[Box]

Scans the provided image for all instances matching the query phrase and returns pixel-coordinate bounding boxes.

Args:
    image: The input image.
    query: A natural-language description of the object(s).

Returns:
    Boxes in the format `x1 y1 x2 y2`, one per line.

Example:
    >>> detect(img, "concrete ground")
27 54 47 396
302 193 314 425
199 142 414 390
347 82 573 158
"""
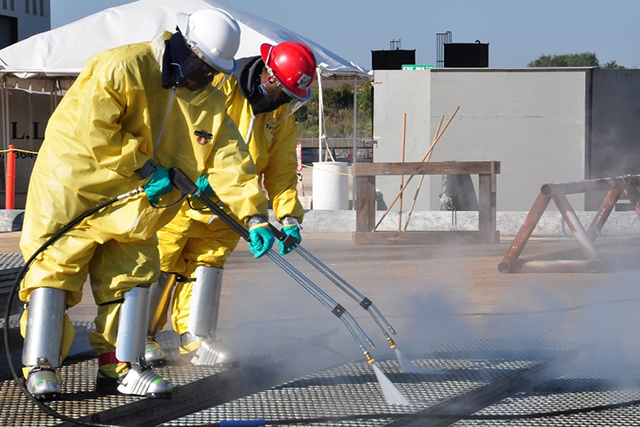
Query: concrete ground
4 230 640 370
4 229 640 425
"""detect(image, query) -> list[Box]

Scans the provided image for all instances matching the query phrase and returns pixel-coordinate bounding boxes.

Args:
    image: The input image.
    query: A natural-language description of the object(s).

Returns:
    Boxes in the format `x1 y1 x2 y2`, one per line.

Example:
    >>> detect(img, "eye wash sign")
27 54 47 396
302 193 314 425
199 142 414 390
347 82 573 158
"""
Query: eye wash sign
402 64 434 70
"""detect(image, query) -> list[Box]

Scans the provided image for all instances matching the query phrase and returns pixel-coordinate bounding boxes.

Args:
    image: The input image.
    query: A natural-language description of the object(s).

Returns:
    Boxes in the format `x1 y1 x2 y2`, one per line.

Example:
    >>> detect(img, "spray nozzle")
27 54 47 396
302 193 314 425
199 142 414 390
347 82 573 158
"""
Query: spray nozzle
386 336 397 349
364 351 375 364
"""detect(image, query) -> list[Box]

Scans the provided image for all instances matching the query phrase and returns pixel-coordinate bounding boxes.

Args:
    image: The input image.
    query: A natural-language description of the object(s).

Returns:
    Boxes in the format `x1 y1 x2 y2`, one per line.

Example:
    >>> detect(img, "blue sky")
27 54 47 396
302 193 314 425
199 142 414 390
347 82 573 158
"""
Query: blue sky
51 0 640 71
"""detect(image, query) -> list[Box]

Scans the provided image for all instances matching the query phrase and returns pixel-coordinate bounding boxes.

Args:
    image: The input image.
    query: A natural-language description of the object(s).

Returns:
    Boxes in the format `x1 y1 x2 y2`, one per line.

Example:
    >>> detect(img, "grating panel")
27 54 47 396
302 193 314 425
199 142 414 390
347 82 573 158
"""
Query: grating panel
161 337 582 427
0 252 24 270
0 330 224 427
453 371 640 427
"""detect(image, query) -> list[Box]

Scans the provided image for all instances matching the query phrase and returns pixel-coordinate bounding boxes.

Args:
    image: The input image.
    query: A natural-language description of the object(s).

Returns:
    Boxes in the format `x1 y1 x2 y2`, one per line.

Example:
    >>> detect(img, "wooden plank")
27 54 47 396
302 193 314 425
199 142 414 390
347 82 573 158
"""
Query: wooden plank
352 161 500 177
355 176 376 232
353 231 500 245
478 174 497 232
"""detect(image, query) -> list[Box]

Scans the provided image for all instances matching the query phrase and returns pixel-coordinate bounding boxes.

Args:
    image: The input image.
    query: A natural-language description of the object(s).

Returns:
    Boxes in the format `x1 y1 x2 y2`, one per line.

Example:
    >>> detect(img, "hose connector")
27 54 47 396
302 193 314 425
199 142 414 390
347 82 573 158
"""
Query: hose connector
117 186 146 200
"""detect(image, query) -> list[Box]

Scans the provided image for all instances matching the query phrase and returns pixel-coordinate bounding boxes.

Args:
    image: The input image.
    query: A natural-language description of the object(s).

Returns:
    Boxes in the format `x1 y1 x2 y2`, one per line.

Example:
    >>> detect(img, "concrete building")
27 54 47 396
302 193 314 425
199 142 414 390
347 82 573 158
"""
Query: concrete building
373 68 640 213
0 0 50 49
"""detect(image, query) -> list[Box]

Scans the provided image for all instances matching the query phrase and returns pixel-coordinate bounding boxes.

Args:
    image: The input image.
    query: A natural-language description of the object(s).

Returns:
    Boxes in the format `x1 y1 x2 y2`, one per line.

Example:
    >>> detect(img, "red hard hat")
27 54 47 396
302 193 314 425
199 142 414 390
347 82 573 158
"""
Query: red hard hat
261 41 317 101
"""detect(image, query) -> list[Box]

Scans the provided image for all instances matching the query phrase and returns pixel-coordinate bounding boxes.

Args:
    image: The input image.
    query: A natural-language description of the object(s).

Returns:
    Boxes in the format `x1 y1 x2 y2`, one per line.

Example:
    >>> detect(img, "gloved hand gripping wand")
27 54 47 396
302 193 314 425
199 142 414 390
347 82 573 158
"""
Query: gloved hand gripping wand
168 168 376 363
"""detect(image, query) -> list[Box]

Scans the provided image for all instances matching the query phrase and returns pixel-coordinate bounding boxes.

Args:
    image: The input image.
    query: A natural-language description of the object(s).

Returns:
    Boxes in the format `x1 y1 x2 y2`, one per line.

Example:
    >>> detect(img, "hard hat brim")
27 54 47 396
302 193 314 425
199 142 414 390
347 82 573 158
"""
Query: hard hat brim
175 12 238 74
260 43 273 64
176 12 189 35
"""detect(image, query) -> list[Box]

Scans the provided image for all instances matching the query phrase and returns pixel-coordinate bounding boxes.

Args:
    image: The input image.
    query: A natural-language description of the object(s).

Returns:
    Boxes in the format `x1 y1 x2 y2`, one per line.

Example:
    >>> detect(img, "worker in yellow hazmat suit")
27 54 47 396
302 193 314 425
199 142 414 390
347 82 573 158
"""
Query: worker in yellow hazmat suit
144 42 317 367
19 8 274 401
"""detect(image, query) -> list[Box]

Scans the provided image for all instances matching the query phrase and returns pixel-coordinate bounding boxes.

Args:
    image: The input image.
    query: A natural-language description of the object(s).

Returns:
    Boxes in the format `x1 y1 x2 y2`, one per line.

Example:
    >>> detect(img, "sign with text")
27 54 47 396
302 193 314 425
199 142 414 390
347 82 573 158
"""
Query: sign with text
401 64 434 71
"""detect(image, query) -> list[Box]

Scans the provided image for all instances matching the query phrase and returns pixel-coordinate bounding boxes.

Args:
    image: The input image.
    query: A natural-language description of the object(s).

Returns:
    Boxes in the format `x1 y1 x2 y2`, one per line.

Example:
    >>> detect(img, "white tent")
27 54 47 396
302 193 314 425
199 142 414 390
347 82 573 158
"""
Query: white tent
0 0 371 198
0 0 369 87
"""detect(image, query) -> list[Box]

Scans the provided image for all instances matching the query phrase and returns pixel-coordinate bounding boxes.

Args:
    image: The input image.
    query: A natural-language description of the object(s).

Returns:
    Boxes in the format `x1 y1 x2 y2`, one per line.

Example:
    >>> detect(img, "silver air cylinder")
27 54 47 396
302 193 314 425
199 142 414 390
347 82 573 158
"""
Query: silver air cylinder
188 266 223 338
116 285 150 363
147 272 176 337
22 287 66 368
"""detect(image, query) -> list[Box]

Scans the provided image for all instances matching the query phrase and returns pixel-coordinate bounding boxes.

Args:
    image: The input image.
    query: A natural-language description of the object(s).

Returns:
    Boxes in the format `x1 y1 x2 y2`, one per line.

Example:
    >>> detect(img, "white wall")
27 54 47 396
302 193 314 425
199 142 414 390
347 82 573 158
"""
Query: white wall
373 68 591 212
372 70 433 214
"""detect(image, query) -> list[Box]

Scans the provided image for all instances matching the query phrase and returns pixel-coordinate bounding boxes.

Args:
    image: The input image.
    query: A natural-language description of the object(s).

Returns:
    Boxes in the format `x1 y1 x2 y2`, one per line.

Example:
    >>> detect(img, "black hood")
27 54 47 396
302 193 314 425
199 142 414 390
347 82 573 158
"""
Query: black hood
235 55 284 115
162 31 204 89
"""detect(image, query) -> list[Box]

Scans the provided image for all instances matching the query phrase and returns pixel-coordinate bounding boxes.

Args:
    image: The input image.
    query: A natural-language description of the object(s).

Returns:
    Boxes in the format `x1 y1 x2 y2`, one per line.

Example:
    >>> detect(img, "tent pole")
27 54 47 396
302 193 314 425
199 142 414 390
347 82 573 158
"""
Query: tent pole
1 78 9 207
316 68 324 163
352 75 357 165
352 75 358 210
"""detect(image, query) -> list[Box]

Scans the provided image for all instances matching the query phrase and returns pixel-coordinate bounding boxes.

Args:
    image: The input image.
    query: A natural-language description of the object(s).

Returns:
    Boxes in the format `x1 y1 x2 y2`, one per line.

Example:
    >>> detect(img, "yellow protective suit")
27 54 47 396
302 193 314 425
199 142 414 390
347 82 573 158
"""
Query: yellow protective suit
156 69 304 337
19 33 267 375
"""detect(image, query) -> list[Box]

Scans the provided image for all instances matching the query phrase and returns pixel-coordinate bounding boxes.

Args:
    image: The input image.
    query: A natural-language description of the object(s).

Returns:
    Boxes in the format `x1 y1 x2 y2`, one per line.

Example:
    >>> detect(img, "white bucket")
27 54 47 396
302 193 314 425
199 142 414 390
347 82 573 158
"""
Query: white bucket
312 162 349 210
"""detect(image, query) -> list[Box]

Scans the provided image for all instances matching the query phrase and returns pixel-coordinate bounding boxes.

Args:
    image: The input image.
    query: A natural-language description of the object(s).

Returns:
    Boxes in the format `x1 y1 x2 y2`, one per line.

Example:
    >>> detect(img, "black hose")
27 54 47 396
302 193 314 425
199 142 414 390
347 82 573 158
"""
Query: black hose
3 188 144 427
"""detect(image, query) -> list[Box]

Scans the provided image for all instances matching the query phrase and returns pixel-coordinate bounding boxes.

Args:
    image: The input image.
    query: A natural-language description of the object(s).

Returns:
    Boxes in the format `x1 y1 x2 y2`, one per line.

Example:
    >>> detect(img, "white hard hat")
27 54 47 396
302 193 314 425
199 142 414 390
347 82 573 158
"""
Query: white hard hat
177 8 241 74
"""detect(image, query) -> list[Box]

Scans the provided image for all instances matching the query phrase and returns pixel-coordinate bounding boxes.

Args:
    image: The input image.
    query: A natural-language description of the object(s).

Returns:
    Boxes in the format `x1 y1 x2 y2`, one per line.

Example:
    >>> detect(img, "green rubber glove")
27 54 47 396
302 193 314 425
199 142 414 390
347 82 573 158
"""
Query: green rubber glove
194 173 214 197
248 224 275 258
278 224 302 255
142 165 173 204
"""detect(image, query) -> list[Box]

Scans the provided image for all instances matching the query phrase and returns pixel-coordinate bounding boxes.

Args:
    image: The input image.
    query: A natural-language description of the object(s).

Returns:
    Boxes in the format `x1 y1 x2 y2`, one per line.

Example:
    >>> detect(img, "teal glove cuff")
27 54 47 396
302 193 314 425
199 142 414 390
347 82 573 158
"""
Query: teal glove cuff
142 165 173 204
278 224 301 255
248 225 275 258
194 173 214 197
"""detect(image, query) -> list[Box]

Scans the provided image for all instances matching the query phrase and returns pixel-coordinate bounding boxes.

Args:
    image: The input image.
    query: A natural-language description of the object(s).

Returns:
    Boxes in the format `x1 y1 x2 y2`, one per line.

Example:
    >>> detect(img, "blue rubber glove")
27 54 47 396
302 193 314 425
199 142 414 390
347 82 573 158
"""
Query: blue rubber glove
278 224 302 255
194 173 214 197
142 165 173 204
248 224 275 258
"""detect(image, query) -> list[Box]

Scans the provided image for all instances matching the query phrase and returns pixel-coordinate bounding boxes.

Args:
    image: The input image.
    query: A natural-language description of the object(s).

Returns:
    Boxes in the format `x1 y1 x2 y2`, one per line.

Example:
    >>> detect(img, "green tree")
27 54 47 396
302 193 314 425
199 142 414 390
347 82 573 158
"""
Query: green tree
295 82 372 139
602 60 626 69
528 52 599 67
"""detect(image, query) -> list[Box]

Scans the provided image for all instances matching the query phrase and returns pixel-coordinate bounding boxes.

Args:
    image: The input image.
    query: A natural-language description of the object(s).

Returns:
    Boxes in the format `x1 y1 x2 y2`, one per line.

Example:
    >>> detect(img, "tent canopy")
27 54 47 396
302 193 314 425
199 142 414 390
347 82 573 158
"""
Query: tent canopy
0 0 370 90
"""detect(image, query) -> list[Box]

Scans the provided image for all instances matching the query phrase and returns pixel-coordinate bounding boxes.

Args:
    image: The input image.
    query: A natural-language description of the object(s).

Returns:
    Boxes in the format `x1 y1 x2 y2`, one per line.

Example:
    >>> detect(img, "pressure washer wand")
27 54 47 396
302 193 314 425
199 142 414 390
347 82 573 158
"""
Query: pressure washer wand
168 168 375 363
290 244 397 348
265 249 374 362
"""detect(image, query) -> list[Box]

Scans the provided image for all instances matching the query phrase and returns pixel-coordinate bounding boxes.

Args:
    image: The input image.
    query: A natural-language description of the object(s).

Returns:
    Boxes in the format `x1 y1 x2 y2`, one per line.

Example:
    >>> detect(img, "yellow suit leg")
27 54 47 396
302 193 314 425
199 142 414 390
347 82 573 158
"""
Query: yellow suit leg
168 217 240 337
88 237 159 377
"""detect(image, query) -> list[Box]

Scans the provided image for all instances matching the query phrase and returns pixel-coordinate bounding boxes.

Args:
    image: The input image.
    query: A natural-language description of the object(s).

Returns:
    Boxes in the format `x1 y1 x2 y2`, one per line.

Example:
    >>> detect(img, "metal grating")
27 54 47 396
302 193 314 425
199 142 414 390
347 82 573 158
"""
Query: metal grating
453 371 640 427
161 337 582 427
0 330 223 427
11 332 631 427
0 252 24 270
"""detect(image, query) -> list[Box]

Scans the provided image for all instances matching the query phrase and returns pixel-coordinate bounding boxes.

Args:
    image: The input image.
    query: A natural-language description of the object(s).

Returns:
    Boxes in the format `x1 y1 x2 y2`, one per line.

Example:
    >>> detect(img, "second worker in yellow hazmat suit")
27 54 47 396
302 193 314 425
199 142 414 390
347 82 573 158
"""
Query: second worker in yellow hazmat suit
19 9 274 401
144 41 317 367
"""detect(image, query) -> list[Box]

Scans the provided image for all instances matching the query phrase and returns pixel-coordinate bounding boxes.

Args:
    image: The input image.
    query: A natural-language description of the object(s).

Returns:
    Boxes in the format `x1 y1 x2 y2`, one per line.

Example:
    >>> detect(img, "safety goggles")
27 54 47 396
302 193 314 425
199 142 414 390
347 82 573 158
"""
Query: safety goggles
176 55 231 92
266 76 309 115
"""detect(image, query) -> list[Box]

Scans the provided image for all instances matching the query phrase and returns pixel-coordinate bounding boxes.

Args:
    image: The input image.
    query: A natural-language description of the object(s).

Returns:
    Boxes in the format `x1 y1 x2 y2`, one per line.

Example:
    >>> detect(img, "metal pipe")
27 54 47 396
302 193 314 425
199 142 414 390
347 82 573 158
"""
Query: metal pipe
624 185 640 219
519 260 601 273
552 191 600 261
541 175 640 196
499 192 551 273
586 188 621 241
